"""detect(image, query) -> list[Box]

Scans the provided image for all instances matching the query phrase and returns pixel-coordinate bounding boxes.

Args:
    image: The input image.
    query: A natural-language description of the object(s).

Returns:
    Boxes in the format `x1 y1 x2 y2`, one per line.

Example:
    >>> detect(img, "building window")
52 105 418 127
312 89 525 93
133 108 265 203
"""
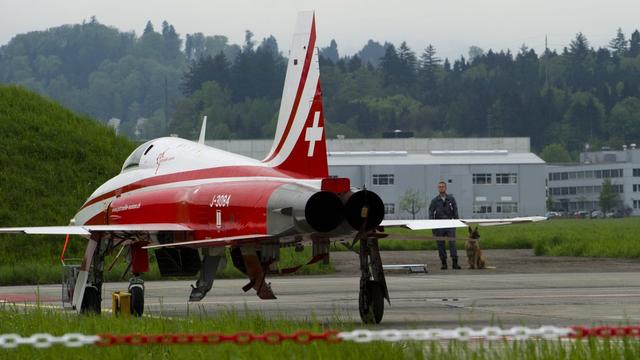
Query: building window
473 173 492 184
634 169 640 177
634 200 640 209
384 203 395 215
634 184 640 192
496 173 518 184
372 174 394 185
496 202 518 213
473 203 492 214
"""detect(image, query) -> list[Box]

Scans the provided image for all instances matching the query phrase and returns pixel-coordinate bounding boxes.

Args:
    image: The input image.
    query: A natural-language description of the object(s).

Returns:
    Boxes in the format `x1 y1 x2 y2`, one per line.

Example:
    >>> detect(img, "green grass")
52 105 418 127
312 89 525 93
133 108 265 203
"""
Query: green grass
1 308 640 359
376 218 640 258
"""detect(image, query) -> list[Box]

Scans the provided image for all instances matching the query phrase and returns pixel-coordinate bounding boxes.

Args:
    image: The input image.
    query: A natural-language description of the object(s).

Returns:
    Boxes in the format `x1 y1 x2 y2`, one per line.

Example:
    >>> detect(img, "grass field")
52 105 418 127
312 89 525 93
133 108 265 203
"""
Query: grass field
379 218 640 258
0 307 639 359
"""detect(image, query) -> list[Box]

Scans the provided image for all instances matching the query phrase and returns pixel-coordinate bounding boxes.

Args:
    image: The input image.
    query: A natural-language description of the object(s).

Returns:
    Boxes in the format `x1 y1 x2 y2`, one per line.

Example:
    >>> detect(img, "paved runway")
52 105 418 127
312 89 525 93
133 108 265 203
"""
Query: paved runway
2 271 640 327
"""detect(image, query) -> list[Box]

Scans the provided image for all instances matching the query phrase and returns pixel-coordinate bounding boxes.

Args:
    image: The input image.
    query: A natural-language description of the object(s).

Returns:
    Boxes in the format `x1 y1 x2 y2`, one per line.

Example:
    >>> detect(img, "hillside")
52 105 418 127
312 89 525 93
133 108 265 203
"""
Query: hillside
0 85 135 264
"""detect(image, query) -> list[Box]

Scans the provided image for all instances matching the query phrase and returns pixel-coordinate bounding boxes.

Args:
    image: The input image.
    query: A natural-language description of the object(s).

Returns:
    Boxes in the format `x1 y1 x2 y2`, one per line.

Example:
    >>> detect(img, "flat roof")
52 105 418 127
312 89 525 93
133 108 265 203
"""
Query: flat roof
328 152 545 166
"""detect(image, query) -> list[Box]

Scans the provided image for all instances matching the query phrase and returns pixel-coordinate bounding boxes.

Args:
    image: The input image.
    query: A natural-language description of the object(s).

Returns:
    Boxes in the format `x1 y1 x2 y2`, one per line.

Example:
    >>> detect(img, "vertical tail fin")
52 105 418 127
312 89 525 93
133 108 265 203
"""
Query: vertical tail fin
262 11 328 178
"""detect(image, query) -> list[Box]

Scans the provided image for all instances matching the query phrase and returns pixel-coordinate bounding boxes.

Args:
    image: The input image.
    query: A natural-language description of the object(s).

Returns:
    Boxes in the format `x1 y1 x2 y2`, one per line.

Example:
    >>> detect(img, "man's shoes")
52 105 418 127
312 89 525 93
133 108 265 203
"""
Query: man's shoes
452 257 461 270
440 260 447 270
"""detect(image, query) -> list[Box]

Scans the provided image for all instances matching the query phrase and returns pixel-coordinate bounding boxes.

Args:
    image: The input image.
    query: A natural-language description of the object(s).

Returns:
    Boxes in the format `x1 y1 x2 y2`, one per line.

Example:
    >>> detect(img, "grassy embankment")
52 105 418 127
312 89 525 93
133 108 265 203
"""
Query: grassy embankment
1 307 640 359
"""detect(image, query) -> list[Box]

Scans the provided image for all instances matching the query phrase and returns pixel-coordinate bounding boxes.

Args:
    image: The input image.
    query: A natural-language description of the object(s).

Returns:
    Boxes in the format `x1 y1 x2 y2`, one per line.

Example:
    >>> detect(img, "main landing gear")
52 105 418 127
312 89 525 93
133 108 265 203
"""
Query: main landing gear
78 239 149 317
358 236 389 324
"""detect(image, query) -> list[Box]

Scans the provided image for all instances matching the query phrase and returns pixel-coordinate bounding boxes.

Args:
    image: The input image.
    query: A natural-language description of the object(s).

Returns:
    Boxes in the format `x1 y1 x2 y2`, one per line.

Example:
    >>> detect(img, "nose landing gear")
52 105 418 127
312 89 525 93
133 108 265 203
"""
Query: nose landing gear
358 236 388 324
128 276 145 316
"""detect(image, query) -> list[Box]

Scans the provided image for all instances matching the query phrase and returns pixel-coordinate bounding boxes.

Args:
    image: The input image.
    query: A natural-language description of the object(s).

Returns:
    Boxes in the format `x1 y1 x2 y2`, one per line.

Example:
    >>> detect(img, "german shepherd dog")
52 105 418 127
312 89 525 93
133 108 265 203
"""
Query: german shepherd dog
465 227 486 269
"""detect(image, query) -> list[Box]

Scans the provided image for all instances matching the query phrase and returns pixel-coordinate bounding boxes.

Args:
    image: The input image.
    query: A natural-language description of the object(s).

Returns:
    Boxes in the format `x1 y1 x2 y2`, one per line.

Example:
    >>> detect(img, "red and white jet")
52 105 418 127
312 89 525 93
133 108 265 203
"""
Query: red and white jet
0 12 544 323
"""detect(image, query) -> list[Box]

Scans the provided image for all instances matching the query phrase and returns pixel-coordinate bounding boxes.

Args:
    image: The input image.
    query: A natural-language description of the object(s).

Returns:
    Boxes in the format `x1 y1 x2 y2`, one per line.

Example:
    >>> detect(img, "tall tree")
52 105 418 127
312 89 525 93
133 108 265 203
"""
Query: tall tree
320 39 339 63
397 42 417 89
358 40 388 67
565 32 593 90
629 30 640 57
609 28 628 55
379 44 401 88
161 21 182 60
418 44 441 103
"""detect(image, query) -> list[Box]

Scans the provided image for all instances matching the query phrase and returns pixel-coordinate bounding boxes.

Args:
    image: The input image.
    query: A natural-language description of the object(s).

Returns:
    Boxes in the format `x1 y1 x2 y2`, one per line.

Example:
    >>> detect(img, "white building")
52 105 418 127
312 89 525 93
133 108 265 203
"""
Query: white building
546 145 640 214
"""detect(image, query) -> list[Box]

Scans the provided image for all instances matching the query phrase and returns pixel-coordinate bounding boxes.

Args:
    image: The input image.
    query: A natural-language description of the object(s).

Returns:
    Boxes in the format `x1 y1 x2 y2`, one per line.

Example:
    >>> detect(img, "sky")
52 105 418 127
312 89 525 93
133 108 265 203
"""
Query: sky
1 0 639 61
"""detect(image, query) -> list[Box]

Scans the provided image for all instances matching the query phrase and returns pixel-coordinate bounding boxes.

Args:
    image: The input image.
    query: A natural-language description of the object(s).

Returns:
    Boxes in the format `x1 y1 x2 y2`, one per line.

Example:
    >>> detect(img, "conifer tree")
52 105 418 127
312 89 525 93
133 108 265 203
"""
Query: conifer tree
608 28 628 55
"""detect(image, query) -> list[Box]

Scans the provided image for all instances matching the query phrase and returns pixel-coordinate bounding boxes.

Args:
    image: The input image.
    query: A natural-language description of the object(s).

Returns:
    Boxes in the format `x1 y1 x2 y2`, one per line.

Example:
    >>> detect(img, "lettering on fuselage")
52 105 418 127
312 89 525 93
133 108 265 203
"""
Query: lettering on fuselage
209 194 231 208
111 203 141 213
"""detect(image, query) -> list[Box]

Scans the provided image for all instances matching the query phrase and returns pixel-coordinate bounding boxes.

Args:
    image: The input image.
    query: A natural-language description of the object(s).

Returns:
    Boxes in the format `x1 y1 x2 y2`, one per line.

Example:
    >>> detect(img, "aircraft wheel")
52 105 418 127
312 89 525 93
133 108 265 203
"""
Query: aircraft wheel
358 280 384 324
129 284 144 317
80 286 101 315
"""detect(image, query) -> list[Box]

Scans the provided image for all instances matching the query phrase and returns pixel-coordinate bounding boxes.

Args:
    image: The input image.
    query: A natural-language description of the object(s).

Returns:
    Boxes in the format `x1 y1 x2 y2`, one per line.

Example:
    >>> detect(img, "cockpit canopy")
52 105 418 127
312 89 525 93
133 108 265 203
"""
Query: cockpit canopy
121 140 155 172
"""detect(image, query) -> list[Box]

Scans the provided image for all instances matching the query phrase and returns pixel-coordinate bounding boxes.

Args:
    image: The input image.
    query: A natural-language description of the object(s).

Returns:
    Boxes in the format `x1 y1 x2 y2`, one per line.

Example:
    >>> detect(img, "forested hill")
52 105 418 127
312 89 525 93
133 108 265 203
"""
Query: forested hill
1 19 640 159
0 85 135 226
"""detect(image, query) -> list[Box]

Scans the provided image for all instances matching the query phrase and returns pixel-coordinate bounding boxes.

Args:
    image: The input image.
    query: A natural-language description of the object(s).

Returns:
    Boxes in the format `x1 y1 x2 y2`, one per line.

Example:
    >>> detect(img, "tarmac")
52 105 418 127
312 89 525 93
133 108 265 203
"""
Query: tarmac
1 264 640 328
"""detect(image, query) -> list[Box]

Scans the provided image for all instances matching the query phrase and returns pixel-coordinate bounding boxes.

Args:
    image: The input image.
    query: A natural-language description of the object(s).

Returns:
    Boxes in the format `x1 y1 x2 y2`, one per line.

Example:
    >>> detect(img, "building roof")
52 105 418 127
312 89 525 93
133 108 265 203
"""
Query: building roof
328 151 545 166
205 137 532 160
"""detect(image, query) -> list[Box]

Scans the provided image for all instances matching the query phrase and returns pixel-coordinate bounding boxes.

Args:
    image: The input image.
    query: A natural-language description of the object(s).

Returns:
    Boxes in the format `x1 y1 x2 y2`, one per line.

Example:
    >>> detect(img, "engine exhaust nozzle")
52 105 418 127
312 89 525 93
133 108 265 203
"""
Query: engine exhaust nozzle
344 190 384 231
304 191 344 232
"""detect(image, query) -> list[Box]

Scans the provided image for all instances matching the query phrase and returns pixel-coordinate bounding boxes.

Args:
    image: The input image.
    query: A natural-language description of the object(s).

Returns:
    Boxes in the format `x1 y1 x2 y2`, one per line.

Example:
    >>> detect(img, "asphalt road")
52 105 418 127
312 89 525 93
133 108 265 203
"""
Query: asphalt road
2 269 640 328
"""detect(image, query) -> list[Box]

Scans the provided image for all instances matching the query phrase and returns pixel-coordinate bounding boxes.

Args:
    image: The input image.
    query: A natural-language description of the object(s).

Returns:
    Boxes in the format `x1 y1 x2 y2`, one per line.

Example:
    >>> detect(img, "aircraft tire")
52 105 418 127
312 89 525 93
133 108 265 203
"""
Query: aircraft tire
80 286 101 315
359 280 384 324
130 285 144 317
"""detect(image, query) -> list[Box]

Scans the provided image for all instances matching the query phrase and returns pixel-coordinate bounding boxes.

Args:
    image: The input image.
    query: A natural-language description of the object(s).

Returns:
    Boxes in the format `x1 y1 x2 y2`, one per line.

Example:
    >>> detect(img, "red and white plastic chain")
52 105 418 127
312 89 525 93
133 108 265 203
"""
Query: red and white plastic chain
1 326 640 348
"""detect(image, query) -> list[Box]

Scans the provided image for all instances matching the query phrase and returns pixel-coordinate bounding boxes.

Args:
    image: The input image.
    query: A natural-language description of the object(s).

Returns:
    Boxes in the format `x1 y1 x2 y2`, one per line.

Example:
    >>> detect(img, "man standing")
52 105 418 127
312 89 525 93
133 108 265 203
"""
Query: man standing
428 181 460 270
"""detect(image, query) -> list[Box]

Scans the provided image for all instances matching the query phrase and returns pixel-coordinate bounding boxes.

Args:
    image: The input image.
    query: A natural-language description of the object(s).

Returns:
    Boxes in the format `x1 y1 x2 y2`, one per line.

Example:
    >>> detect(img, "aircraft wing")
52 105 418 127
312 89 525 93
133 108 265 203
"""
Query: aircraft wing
380 216 546 230
461 216 547 226
380 219 468 230
0 223 192 236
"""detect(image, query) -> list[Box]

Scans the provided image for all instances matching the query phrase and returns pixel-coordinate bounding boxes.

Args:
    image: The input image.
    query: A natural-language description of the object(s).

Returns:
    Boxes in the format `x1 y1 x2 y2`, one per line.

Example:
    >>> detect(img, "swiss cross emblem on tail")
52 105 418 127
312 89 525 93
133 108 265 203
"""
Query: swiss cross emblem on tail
305 111 323 157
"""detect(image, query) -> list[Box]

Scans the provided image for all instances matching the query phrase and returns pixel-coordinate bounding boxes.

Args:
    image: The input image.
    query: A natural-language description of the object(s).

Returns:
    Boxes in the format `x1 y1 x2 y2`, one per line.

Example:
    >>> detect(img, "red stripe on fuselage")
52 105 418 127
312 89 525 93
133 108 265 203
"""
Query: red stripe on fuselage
81 165 295 210
262 16 317 163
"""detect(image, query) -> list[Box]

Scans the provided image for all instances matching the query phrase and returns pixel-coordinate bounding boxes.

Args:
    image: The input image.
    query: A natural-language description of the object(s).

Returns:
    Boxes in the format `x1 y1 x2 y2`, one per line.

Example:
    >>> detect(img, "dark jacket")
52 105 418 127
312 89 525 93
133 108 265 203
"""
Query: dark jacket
429 194 459 220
